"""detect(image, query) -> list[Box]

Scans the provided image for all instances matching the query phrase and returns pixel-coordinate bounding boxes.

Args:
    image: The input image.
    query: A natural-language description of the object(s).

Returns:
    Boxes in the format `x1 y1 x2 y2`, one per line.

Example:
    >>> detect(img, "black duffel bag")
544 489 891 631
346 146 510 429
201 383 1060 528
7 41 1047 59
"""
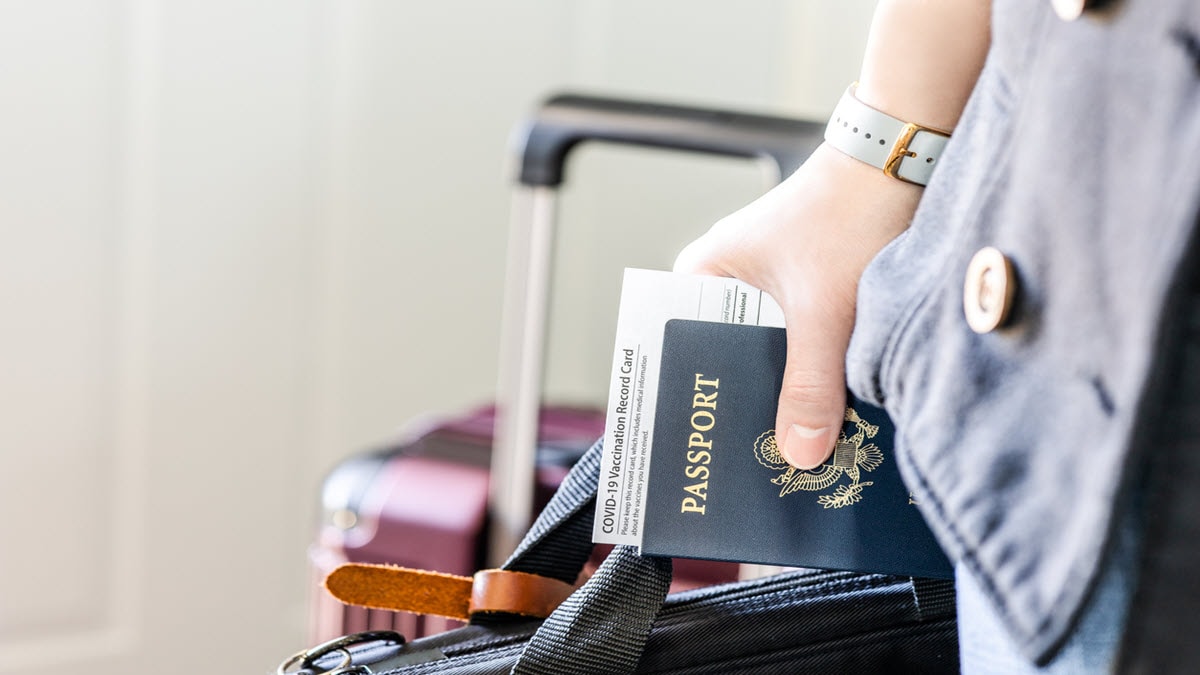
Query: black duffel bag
278 439 958 674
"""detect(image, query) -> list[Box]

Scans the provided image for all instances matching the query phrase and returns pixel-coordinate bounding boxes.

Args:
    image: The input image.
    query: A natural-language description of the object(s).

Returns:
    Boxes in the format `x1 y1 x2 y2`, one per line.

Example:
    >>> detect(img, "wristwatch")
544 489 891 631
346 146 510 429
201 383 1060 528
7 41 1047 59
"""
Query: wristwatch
823 85 951 186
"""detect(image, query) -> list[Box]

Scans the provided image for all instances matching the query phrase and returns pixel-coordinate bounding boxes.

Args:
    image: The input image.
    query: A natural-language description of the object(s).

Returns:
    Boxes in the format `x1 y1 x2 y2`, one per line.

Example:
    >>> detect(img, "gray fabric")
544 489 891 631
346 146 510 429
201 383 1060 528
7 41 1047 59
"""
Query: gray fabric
845 0 1200 663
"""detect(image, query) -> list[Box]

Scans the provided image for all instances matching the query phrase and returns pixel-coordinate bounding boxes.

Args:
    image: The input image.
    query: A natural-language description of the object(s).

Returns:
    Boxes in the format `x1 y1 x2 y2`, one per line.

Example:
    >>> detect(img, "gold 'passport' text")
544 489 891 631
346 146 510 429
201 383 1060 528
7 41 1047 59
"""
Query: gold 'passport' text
681 374 719 515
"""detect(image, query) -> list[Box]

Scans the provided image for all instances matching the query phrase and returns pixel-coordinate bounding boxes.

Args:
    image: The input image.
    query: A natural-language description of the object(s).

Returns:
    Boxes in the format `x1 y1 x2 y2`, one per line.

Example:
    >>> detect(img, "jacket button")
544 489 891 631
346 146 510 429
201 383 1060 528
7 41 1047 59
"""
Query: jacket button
963 247 1016 334
1050 0 1099 20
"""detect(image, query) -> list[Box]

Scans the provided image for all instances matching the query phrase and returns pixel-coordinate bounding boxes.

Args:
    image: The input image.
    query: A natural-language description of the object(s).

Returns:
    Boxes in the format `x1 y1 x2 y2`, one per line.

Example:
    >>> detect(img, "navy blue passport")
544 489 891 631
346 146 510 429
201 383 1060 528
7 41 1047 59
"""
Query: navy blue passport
641 319 952 579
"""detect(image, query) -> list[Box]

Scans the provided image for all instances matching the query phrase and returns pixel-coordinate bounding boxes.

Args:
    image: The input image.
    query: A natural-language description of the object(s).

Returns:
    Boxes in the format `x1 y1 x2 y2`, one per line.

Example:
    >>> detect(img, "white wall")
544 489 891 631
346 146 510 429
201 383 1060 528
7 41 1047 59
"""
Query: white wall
0 2 872 672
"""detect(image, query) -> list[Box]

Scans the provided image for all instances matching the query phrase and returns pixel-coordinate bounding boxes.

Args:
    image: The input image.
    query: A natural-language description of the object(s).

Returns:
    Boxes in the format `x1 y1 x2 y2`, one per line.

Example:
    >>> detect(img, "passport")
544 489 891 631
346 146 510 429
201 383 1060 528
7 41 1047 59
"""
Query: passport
640 319 953 579
592 269 787 548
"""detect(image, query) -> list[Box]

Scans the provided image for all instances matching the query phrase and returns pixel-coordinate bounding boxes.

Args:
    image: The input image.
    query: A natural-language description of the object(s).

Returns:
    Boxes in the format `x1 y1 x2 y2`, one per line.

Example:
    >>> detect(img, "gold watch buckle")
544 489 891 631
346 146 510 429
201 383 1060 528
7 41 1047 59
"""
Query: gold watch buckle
883 122 947 185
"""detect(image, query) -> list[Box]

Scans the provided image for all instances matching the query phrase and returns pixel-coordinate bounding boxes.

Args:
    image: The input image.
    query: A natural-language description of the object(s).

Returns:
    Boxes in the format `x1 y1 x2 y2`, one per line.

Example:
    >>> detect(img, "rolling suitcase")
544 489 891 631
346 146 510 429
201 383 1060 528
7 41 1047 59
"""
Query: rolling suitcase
305 92 825 645
308 404 607 641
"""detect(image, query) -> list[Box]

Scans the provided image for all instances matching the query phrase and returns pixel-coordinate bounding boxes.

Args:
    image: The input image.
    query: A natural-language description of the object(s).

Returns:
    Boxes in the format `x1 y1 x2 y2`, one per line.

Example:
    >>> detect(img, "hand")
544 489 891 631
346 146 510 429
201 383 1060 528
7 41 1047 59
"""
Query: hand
673 143 922 469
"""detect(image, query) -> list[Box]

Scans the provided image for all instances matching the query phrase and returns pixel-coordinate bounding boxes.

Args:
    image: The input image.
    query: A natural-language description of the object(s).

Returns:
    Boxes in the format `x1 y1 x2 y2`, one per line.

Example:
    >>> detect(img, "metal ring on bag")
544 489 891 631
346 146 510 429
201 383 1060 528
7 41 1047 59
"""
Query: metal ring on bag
277 631 404 675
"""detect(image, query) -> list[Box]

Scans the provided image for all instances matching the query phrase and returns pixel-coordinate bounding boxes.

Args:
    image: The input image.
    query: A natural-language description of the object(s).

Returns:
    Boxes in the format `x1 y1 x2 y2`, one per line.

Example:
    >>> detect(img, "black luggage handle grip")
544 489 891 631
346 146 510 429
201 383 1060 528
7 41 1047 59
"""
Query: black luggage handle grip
513 93 824 187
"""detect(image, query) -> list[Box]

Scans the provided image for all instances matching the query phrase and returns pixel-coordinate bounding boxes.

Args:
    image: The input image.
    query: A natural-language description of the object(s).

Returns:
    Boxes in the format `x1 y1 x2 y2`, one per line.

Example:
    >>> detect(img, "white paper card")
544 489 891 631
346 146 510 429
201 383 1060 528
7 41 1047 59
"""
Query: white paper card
592 268 784 546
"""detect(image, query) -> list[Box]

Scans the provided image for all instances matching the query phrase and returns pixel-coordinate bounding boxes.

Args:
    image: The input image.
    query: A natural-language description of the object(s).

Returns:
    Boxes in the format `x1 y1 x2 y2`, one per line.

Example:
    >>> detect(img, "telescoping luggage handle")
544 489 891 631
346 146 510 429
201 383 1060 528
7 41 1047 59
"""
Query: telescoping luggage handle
490 93 824 565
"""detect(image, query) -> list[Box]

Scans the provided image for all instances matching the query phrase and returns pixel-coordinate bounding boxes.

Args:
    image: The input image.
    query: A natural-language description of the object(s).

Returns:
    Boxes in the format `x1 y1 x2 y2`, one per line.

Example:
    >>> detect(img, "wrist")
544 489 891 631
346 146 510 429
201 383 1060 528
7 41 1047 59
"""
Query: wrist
804 142 923 258
810 141 923 207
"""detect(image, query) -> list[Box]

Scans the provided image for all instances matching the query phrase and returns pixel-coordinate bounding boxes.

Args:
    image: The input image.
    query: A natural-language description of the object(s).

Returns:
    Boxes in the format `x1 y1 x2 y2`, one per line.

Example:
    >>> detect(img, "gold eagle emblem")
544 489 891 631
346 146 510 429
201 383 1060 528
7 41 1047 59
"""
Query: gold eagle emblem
753 407 883 509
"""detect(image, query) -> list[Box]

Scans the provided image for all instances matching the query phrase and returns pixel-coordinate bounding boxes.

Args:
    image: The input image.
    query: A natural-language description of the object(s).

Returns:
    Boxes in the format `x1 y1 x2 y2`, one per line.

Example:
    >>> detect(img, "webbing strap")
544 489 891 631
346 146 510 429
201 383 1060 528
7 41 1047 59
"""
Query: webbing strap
911 576 957 621
496 439 673 674
513 546 672 675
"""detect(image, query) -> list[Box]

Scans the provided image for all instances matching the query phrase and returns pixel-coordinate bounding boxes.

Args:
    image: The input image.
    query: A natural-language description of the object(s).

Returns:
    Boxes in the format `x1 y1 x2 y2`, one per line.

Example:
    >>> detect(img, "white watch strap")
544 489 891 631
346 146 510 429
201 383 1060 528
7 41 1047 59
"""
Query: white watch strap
823 86 950 186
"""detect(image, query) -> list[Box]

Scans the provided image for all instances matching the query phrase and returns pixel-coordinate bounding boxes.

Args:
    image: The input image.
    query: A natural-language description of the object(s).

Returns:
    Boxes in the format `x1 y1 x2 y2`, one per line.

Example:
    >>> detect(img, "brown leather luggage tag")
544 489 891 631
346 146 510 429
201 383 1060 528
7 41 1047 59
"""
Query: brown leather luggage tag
324 563 579 621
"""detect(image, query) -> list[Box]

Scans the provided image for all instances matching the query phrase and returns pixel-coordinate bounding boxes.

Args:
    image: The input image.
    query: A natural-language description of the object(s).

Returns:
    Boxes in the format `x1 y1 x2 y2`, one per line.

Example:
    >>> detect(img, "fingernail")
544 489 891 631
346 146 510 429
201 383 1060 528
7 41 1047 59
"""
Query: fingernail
783 424 833 470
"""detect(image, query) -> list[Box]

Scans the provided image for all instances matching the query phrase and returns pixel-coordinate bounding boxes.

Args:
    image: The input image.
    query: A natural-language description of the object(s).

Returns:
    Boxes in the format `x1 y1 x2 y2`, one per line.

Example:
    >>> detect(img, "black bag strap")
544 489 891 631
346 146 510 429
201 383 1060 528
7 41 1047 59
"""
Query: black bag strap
514 546 672 675
500 438 606 583
498 439 671 674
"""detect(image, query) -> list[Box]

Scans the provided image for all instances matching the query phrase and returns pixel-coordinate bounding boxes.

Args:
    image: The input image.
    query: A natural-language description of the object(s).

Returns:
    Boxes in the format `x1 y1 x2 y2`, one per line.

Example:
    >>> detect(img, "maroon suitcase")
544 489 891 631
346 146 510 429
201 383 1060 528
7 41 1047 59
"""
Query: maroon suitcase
307 93 818 643
308 405 610 641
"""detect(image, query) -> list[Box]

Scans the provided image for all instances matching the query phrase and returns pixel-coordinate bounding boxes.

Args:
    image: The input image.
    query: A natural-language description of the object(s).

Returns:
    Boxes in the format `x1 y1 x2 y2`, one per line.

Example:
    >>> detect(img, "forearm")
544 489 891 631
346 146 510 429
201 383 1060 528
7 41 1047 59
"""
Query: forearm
857 0 992 132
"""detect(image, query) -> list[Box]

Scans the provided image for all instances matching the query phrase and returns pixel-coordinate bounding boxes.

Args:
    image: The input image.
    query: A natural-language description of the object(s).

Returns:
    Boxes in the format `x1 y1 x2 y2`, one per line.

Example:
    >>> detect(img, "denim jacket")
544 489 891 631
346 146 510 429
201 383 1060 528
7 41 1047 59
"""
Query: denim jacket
846 0 1200 662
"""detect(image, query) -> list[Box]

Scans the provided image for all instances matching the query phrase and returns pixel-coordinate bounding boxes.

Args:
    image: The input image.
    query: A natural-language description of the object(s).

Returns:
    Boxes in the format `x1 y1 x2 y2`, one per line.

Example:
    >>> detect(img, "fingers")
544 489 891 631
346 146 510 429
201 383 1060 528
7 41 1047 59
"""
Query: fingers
671 156 882 471
674 222 853 471
774 295 852 470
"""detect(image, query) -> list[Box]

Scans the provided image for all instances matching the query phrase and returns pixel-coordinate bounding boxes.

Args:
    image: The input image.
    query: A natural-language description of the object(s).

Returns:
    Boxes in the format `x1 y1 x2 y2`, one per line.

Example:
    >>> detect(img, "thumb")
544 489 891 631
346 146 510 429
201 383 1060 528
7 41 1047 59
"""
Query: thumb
775 306 850 470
